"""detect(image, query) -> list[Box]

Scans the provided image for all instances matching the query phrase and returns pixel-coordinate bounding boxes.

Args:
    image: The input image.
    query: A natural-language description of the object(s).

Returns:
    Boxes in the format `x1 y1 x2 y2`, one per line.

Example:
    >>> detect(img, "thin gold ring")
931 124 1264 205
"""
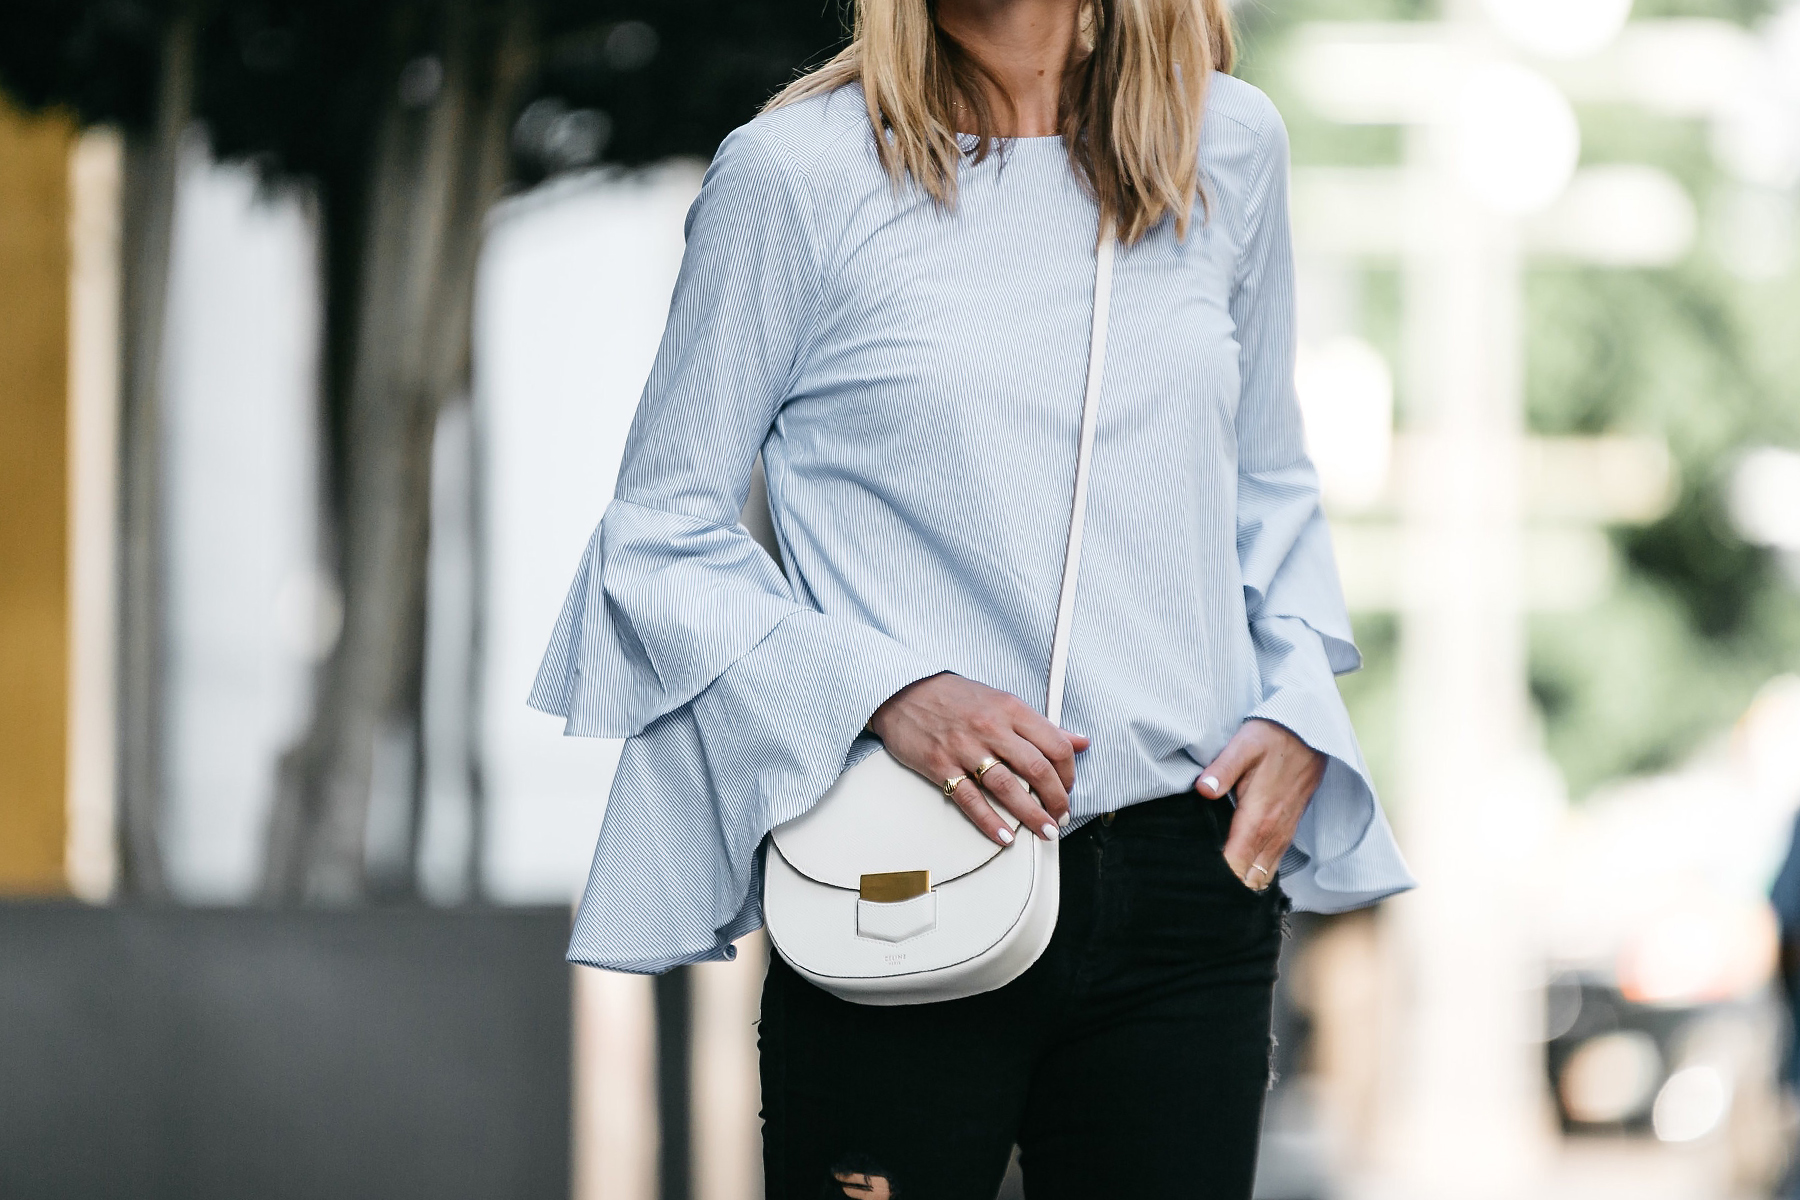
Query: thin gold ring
941 774 970 798
1248 864 1270 879
973 756 1001 780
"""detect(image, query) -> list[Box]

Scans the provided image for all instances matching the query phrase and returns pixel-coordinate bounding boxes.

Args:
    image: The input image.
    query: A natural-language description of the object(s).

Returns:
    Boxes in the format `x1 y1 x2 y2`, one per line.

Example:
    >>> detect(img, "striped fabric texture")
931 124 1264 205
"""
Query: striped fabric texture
532 74 1415 974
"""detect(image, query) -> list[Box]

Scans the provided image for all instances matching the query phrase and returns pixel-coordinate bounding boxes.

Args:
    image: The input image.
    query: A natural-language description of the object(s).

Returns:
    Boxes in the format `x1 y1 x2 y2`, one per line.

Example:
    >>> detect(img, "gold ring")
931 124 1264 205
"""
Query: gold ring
942 774 969 798
1248 864 1270 879
973 756 1001 779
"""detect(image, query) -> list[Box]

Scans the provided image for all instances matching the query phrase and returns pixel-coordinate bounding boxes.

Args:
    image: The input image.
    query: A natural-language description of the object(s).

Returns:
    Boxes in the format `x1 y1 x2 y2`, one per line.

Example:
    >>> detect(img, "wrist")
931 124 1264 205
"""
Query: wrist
1245 716 1327 770
868 671 955 740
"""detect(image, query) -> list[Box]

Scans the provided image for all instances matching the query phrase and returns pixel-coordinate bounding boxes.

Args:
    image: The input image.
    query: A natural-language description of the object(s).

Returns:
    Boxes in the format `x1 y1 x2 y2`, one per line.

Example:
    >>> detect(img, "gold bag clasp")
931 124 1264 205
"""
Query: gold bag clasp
858 870 929 903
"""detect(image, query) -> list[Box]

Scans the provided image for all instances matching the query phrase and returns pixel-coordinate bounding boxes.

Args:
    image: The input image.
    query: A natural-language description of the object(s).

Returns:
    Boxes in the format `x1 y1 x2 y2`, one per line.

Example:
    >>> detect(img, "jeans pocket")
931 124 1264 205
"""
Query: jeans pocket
1200 796 1281 900
1109 837 1277 965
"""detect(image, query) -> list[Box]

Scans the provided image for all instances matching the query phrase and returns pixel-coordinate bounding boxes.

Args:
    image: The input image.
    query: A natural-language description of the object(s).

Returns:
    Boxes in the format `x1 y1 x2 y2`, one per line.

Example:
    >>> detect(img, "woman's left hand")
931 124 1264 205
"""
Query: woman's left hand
1194 719 1326 892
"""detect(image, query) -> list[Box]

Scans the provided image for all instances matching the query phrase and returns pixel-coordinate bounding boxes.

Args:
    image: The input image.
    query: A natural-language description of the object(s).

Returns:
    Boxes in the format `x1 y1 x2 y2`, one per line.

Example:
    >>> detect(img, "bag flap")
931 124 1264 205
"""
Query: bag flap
770 749 1018 891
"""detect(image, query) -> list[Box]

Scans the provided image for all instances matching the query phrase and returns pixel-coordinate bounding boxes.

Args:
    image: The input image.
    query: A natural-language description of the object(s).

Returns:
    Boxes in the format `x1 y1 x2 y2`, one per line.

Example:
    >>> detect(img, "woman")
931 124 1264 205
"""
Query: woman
532 0 1414 1194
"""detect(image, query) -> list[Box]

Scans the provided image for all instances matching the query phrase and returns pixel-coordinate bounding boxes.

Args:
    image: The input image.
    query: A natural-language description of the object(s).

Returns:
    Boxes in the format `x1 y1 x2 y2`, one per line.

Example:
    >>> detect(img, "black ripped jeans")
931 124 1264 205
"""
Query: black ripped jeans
758 791 1287 1200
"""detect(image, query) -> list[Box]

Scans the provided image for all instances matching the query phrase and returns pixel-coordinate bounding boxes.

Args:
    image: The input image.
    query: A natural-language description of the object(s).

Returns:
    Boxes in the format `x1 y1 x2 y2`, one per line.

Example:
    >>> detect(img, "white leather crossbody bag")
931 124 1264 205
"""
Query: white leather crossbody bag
761 229 1117 1006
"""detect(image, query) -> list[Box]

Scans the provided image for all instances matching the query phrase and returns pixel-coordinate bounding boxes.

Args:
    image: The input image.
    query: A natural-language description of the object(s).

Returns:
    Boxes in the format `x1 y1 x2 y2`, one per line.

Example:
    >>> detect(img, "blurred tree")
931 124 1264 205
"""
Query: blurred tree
255 0 539 903
0 0 847 901
1518 63 1800 792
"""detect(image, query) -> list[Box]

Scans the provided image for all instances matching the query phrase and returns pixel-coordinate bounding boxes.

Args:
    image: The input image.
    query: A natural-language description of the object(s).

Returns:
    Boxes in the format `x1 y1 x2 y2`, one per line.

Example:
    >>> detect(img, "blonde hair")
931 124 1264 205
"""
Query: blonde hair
766 0 1235 244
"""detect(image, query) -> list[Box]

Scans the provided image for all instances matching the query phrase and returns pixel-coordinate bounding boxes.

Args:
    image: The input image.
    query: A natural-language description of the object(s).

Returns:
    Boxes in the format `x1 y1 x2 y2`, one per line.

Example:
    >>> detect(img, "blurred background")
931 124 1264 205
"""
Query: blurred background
2 0 1798 1197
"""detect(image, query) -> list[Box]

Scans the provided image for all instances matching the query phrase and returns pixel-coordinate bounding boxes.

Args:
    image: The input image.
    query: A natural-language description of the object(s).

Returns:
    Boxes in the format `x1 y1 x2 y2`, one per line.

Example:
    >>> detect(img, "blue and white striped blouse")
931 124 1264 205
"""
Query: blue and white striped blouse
532 73 1415 974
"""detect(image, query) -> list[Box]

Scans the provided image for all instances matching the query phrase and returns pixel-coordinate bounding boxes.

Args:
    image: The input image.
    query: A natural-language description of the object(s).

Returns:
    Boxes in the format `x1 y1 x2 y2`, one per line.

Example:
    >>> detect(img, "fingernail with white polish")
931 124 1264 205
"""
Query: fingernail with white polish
1058 813 1071 828
1041 823 1059 841
1201 775 1221 794
997 826 1015 845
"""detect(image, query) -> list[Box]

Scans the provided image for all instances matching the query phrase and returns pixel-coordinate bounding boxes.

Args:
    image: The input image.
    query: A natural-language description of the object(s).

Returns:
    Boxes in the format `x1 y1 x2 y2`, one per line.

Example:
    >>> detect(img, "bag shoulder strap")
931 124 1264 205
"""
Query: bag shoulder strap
1043 229 1115 727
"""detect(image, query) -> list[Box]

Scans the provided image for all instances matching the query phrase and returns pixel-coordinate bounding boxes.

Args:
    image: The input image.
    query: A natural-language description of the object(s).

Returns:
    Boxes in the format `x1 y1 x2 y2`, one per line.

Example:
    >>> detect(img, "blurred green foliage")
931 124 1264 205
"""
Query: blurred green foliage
1240 0 1800 799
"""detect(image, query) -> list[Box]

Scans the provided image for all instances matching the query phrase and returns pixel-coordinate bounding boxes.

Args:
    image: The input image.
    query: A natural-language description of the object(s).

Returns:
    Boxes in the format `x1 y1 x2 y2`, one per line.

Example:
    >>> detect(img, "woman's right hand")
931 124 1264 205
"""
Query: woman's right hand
867 673 1090 846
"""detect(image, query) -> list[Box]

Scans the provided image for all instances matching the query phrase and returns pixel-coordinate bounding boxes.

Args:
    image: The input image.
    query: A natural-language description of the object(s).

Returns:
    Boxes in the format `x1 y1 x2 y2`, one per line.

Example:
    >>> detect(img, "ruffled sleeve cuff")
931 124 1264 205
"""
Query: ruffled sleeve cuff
563 607 948 973
529 498 804 738
1238 469 1361 675
1247 613 1416 913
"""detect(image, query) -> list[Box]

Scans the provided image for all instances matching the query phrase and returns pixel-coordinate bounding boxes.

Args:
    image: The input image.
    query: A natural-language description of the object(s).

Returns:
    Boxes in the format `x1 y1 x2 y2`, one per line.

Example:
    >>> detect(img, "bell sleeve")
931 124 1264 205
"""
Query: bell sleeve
530 125 946 971
1229 108 1415 912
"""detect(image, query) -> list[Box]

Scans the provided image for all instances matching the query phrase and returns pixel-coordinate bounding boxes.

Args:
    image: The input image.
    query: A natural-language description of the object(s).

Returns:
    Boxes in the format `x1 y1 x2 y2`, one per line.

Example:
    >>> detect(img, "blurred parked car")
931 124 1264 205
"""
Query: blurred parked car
1537 680 1800 1189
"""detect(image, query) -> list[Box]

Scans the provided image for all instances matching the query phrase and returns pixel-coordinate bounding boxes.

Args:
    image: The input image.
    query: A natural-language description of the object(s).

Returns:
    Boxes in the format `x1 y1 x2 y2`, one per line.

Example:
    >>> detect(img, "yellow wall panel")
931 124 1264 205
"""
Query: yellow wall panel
0 97 75 894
